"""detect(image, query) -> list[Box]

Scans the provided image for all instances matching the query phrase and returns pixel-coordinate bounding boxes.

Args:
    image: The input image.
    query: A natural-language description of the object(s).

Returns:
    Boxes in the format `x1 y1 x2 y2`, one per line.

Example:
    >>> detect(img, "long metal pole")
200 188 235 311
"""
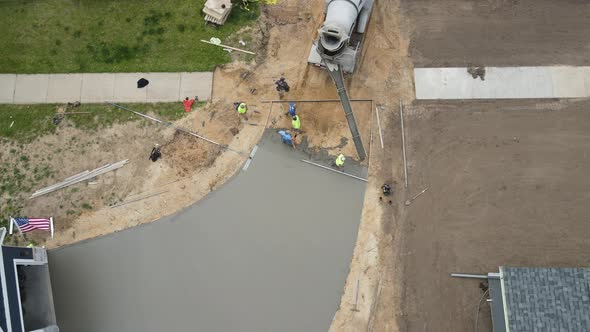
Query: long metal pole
400 99 408 189
264 101 274 128
450 273 489 279
110 190 169 209
353 278 360 311
368 100 375 165
260 99 373 103
300 160 368 182
107 102 242 155
375 105 384 149
199 39 255 55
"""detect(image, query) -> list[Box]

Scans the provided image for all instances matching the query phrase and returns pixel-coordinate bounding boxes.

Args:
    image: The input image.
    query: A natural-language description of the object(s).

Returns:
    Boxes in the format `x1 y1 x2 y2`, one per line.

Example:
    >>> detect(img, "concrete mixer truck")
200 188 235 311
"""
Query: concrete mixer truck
308 0 374 160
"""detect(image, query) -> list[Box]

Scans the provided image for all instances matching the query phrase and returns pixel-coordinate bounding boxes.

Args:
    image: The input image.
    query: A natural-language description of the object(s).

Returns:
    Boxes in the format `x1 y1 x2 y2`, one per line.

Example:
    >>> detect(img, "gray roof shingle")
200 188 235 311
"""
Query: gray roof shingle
501 267 590 332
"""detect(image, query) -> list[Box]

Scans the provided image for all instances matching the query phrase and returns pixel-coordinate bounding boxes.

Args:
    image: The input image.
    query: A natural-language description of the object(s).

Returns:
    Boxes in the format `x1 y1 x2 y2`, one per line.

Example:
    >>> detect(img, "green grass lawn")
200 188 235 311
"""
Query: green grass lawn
0 102 202 143
0 0 259 73
0 101 204 229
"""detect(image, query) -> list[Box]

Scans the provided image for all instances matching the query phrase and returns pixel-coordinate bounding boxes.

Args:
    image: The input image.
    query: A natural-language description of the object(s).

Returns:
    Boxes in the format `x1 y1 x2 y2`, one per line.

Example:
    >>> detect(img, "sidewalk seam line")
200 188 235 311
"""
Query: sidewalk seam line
178 72 183 101
79 74 84 102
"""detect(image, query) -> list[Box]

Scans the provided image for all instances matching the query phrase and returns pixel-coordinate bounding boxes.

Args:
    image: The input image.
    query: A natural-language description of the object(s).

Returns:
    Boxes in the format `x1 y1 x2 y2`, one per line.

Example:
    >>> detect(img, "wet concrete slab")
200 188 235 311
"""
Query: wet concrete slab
49 132 366 332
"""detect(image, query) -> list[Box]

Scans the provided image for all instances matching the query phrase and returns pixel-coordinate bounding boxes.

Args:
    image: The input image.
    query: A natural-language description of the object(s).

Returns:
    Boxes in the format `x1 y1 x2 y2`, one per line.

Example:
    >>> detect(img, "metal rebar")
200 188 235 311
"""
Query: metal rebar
30 160 129 198
260 99 373 103
107 102 242 155
450 273 489 279
300 160 368 182
354 278 360 311
375 105 384 149
110 190 169 209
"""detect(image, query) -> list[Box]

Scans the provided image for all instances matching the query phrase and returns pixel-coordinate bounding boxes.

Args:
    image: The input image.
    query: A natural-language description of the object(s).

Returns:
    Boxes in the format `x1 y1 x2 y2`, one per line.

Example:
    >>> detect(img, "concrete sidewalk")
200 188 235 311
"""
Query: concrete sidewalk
0 72 213 104
415 66 590 100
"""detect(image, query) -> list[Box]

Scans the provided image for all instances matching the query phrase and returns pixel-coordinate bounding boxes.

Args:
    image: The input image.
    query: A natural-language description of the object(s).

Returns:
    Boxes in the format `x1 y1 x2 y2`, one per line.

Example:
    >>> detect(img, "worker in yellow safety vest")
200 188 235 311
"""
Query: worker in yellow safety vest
335 154 346 171
291 115 301 136
237 102 247 115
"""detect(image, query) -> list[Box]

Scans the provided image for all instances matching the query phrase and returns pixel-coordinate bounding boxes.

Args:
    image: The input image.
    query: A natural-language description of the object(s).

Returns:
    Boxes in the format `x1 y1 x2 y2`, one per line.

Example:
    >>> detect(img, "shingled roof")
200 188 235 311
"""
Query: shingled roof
500 267 590 331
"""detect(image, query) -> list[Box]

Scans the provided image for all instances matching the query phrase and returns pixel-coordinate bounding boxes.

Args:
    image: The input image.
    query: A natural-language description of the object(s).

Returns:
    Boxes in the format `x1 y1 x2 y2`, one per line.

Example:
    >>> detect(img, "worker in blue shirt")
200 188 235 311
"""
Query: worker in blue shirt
278 130 296 148
288 102 296 117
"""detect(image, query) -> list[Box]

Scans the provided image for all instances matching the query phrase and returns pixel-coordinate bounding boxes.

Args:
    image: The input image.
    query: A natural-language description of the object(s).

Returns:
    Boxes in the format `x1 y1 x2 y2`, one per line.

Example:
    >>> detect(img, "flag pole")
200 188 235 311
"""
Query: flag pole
9 217 13 235
50 217 54 239
12 218 26 244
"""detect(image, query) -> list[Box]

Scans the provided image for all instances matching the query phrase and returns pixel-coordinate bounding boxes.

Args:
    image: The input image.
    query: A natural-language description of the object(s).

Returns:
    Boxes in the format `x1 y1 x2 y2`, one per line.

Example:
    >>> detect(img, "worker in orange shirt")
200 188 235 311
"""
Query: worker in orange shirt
182 97 197 112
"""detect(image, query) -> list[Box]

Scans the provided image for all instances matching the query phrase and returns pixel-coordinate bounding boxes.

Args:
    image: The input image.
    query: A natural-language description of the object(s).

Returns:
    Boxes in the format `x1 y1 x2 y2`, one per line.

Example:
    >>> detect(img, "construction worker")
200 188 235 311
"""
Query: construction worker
237 102 247 115
182 97 195 112
288 102 296 117
291 115 301 135
335 154 346 171
278 130 295 148
149 144 161 162
275 77 290 92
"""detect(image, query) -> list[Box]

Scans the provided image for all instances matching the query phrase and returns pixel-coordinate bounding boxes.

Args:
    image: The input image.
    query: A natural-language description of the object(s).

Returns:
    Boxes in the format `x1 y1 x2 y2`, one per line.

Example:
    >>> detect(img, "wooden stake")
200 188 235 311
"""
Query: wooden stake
400 99 409 189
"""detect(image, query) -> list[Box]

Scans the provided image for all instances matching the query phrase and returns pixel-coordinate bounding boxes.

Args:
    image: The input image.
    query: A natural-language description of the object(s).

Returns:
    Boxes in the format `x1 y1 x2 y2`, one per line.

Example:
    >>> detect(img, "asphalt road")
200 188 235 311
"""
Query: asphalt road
48 132 366 332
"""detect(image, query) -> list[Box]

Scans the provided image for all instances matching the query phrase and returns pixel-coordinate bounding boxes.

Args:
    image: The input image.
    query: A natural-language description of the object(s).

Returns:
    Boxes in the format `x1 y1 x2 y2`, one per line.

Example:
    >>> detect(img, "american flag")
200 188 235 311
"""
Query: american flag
13 217 51 233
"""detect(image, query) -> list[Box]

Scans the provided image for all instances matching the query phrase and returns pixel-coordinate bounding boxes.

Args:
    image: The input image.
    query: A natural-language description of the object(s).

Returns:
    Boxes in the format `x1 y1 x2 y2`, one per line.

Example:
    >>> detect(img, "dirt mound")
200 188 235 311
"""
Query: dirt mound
164 132 220 177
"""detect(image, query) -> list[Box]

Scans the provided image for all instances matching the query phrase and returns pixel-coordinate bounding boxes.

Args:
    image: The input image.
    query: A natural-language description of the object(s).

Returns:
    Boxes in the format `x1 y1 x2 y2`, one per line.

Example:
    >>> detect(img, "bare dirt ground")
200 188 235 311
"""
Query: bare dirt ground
333 0 590 331
404 0 590 67
12 0 590 330
330 0 414 330
16 0 377 249
394 100 590 331
4 103 243 248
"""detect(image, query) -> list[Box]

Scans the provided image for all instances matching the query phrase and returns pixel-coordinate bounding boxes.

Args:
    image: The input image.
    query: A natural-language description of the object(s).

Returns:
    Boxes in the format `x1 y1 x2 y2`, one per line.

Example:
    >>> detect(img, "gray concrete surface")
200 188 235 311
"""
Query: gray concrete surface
46 74 83 103
0 74 16 103
48 132 366 332
415 66 590 100
0 72 212 104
